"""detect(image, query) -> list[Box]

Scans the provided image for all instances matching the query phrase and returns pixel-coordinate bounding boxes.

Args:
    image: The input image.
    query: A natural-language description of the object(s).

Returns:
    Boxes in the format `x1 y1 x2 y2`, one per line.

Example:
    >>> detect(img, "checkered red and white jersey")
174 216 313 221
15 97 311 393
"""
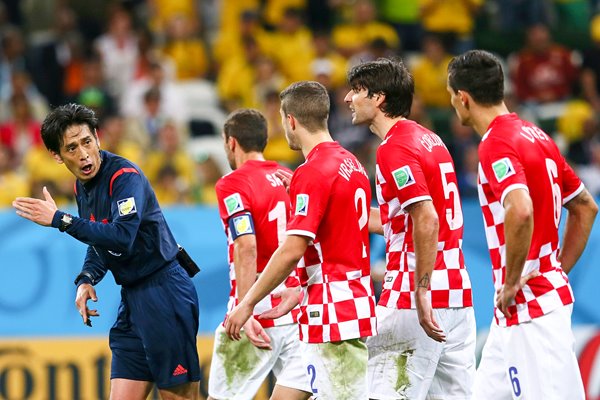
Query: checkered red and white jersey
478 113 584 327
287 141 377 343
216 160 300 328
375 119 473 310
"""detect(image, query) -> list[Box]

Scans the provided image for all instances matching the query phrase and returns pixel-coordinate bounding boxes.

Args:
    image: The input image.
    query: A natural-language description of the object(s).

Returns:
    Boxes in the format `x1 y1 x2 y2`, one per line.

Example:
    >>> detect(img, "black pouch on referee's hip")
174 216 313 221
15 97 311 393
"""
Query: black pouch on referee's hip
176 245 201 277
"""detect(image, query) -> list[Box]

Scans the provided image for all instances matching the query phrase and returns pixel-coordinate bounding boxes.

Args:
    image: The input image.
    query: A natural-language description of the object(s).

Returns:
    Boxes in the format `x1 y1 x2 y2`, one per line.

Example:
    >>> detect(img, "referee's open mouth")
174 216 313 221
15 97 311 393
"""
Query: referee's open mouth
82 163 94 175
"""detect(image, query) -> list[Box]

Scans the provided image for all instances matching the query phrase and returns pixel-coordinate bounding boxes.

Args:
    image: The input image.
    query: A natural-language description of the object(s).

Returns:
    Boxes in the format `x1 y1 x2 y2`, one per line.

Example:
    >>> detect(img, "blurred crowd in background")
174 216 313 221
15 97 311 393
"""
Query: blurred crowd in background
1 0 600 210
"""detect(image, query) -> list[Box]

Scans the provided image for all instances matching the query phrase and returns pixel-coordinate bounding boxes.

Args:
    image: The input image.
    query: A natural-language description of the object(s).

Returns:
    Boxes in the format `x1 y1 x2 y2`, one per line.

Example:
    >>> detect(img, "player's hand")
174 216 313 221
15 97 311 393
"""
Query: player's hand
496 270 541 319
225 301 253 341
243 317 272 350
415 290 446 342
75 283 100 327
13 186 58 227
258 287 301 320
274 169 293 192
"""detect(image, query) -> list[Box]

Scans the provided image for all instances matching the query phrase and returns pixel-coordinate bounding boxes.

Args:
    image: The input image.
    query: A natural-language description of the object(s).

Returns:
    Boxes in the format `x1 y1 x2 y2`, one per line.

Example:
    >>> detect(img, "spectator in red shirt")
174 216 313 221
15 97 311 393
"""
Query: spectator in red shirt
510 24 579 104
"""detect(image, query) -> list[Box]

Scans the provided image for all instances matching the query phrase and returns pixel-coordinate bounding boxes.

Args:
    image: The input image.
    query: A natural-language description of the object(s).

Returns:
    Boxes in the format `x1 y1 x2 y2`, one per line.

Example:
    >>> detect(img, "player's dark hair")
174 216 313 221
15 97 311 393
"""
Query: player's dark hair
347 57 413 118
41 103 99 153
447 50 504 105
223 108 268 152
279 81 329 132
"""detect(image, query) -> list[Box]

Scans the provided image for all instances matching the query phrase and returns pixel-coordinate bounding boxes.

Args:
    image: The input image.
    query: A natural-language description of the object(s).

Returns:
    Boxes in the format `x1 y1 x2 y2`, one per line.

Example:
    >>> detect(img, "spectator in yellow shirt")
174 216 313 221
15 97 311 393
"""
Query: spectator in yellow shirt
161 14 209 80
217 36 265 111
0 143 28 209
332 0 400 58
266 7 314 84
212 9 271 70
411 33 454 108
143 121 197 204
419 0 482 54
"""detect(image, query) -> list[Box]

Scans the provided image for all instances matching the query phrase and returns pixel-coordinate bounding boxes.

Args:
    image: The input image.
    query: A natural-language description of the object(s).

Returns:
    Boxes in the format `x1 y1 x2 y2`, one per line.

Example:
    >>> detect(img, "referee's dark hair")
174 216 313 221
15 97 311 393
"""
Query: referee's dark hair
41 103 99 154
223 108 268 153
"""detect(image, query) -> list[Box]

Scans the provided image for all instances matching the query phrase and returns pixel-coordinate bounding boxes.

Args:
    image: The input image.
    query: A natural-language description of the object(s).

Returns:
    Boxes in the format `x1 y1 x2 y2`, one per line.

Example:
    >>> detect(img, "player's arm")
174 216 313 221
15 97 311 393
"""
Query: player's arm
369 207 383 235
498 188 534 318
233 234 258 302
408 200 445 342
559 189 598 274
225 234 309 340
231 220 274 349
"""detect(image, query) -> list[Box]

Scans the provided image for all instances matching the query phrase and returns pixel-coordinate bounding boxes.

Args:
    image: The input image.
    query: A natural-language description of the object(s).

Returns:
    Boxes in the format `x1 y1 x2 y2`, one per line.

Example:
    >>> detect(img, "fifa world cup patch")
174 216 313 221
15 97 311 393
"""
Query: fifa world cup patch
492 157 515 182
391 165 415 190
117 197 137 216
224 193 244 216
233 214 254 236
295 194 309 216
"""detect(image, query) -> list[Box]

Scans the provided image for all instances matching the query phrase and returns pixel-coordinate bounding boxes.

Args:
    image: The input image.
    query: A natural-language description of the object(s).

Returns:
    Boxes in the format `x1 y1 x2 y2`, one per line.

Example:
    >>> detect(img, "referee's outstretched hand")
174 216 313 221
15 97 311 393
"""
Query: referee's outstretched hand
13 186 58 227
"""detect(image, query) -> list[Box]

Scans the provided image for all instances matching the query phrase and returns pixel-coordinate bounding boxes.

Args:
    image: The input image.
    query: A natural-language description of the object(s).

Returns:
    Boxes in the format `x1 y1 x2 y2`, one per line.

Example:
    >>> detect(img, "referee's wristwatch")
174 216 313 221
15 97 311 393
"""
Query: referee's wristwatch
59 213 73 232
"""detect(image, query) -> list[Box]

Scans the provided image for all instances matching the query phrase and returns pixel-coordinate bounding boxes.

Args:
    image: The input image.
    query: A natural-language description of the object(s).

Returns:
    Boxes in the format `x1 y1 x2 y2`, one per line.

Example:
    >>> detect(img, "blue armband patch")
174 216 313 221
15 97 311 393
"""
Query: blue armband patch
228 212 255 240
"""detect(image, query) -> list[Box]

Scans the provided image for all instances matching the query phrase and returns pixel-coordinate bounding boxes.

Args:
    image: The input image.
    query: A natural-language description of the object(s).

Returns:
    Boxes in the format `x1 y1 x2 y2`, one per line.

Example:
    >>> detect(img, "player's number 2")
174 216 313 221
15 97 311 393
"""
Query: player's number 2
354 188 368 258
307 364 318 394
439 162 464 230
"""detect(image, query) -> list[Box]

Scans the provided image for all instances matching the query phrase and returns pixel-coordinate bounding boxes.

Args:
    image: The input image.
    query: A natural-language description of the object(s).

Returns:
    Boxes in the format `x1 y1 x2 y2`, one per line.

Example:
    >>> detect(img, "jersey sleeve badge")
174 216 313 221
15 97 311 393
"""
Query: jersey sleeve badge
391 166 415 190
233 214 254 236
492 158 515 182
117 197 137 216
224 193 244 216
295 194 309 216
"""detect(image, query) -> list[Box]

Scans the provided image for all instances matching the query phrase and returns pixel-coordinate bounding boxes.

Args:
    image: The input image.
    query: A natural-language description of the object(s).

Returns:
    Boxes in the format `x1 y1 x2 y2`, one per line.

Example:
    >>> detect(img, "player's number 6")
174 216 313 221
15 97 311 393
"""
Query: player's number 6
508 366 521 397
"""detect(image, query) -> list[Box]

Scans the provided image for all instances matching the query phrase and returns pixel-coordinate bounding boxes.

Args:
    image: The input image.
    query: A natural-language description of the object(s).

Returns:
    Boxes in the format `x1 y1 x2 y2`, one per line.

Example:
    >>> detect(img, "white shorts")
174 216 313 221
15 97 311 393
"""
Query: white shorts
367 305 476 400
474 304 584 400
300 338 369 399
208 324 311 399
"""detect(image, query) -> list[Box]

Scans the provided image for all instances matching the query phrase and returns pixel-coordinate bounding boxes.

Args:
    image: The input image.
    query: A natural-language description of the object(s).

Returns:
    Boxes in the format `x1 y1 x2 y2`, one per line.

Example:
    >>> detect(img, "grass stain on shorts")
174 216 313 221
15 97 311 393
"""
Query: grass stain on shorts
395 349 414 394
321 338 368 400
216 331 266 388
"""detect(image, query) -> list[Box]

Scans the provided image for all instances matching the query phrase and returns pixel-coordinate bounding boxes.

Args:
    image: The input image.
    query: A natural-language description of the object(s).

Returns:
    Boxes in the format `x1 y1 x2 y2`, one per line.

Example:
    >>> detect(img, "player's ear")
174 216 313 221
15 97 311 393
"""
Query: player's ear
50 150 64 164
287 114 296 130
459 90 470 109
374 92 386 107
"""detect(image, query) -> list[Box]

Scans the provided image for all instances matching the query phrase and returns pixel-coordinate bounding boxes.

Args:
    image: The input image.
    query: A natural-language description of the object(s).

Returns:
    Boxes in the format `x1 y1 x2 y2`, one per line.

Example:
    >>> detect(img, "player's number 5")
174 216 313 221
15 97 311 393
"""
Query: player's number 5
439 162 464 230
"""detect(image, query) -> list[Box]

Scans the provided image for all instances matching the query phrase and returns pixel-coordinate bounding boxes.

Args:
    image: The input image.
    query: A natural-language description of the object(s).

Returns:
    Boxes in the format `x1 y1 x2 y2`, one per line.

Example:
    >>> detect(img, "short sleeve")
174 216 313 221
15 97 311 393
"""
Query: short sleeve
561 157 584 204
479 137 529 205
378 142 431 209
215 175 252 224
286 165 332 239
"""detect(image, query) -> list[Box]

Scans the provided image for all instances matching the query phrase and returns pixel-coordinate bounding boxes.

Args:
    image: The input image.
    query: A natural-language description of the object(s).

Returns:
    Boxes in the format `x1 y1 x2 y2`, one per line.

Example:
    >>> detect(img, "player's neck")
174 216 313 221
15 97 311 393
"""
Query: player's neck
471 103 510 136
236 151 265 168
370 114 405 140
301 129 334 158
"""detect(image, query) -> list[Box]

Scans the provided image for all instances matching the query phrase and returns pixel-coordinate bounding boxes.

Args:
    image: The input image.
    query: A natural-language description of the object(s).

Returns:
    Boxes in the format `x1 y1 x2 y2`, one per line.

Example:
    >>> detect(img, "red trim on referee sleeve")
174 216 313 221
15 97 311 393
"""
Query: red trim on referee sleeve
109 168 139 196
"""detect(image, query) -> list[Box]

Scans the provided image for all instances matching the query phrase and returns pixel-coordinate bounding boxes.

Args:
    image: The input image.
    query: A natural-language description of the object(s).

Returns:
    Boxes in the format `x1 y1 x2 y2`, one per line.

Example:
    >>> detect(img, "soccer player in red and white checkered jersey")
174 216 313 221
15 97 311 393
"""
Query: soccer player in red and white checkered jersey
225 81 377 399
208 109 311 400
448 49 598 399
346 58 476 399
